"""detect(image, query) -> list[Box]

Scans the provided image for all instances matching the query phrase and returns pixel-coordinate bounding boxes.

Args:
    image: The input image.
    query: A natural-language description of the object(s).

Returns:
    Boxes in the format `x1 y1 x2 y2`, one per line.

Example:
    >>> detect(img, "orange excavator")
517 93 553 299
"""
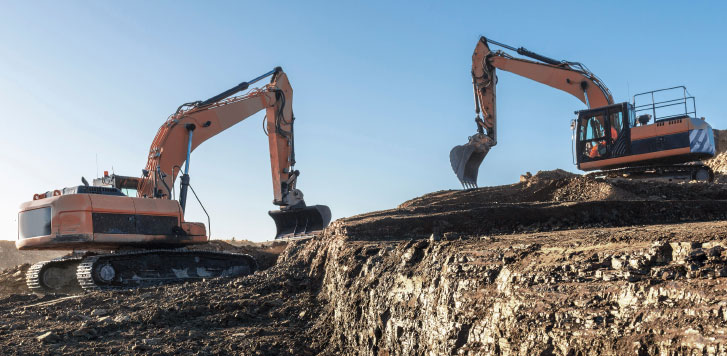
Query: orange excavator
17 67 330 293
451 37 715 188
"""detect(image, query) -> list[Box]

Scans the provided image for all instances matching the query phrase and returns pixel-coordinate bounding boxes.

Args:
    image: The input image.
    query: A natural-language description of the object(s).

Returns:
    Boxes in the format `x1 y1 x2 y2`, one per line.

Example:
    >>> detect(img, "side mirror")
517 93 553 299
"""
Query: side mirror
570 119 577 131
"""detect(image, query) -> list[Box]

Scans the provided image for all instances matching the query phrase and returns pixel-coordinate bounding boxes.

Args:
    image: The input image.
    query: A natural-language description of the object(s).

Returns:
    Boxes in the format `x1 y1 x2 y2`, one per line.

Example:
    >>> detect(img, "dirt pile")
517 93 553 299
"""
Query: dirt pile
189 240 288 271
0 250 326 355
0 264 31 295
2 172 727 355
705 129 727 182
0 241 66 271
402 169 727 209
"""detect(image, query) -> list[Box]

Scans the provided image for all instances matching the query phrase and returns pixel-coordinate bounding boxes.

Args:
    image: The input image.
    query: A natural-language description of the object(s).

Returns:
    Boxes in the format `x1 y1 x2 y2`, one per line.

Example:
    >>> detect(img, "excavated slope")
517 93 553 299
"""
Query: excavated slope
705 128 727 182
2 173 727 355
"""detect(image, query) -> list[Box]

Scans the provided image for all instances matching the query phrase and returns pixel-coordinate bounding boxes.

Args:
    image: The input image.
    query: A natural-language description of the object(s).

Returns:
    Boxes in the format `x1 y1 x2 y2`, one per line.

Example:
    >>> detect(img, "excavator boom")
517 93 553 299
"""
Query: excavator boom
138 67 330 239
452 37 615 187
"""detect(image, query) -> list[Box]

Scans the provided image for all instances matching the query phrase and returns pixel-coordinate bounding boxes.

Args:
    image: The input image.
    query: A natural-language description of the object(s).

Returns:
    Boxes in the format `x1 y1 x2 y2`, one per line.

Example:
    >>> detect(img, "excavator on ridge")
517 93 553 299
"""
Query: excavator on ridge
451 36 715 188
17 67 331 293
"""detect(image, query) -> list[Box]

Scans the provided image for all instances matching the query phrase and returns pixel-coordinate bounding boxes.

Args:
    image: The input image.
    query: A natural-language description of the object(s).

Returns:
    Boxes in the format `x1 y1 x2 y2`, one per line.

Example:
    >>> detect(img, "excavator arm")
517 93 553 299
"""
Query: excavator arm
451 37 614 188
138 67 330 239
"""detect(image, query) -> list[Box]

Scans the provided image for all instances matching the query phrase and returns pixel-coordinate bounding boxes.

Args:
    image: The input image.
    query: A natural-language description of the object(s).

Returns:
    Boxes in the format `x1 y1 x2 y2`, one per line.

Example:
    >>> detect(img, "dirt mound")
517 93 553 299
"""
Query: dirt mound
0 241 66 271
343 170 727 240
401 169 727 210
705 150 727 183
190 240 288 270
713 129 727 155
703 129 727 182
0 244 327 355
0 264 30 295
525 168 576 181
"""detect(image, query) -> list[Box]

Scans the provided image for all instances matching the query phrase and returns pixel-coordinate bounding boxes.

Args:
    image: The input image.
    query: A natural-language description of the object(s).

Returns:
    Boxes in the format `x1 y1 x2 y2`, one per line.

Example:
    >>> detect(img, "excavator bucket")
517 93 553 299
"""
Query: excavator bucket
450 142 490 189
269 205 332 239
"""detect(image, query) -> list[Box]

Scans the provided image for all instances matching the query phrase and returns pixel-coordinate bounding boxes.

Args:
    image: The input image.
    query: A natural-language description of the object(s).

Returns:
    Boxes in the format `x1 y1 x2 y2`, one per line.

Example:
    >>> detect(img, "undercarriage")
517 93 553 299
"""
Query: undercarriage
27 249 256 294
586 163 714 182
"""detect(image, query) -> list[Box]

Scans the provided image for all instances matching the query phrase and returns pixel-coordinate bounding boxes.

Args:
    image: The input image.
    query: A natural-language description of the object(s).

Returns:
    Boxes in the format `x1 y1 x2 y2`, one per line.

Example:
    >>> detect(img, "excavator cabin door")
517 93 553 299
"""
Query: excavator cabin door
575 103 631 166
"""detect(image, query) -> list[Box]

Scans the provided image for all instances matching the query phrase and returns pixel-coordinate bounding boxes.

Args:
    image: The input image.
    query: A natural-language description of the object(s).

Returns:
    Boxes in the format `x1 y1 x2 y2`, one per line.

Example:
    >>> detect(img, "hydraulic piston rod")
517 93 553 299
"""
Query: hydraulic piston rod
197 67 282 107
179 124 195 213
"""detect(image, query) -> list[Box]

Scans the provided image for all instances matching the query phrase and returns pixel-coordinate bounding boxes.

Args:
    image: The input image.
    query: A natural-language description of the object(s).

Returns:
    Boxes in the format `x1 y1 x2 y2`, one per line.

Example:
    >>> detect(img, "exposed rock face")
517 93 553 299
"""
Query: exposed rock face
304 223 727 355
289 174 727 355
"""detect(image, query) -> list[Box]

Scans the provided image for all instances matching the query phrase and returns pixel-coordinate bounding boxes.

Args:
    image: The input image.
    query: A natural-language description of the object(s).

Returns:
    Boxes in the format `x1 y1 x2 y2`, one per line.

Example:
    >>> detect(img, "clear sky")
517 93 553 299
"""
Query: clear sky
1 1 725 242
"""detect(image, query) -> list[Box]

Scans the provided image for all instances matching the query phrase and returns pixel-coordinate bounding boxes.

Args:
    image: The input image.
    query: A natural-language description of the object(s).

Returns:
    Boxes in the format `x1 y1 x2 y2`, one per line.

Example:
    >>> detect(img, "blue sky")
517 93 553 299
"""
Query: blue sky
1 1 725 241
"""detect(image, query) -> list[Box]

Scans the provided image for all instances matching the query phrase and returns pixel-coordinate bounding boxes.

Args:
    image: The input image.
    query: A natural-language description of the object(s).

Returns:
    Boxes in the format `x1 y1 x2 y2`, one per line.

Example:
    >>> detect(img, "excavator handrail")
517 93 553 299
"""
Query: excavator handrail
633 86 697 122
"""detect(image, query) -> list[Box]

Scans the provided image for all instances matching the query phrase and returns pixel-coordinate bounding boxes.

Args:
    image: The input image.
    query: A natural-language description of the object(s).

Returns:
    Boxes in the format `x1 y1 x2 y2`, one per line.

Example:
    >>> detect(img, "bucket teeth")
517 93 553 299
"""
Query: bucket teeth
269 205 332 239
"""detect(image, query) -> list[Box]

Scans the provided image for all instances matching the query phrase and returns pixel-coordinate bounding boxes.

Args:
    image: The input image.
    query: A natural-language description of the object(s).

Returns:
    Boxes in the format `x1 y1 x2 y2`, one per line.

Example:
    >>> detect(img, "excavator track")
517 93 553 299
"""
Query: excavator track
27 257 84 294
76 249 257 291
586 164 714 182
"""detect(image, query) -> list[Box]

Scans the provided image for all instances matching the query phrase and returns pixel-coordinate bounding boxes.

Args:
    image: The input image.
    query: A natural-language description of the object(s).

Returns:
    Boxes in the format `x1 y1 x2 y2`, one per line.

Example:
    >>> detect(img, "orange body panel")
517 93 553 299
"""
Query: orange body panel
630 118 692 141
488 56 612 109
579 147 691 170
16 194 206 250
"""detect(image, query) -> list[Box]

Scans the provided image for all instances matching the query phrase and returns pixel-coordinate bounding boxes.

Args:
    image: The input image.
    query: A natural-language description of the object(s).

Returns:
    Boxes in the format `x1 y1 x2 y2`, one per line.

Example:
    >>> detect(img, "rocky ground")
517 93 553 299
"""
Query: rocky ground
1 170 727 355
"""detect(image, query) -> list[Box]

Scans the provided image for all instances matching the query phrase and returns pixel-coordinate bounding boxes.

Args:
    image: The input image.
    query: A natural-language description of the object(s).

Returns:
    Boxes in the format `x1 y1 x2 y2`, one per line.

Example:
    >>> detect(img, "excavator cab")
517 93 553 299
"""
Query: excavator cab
574 87 715 180
575 103 630 163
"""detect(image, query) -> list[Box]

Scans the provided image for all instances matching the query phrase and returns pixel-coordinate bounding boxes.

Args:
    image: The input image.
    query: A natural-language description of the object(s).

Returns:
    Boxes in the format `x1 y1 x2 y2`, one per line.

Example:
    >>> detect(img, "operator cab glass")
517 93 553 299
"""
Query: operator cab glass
578 112 608 160
576 102 630 163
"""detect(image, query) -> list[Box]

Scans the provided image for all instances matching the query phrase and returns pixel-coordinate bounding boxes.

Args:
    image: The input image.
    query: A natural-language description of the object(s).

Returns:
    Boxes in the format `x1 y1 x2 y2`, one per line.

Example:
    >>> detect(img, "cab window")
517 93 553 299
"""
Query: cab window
610 111 623 141
580 114 606 141
579 113 607 159
628 105 636 128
